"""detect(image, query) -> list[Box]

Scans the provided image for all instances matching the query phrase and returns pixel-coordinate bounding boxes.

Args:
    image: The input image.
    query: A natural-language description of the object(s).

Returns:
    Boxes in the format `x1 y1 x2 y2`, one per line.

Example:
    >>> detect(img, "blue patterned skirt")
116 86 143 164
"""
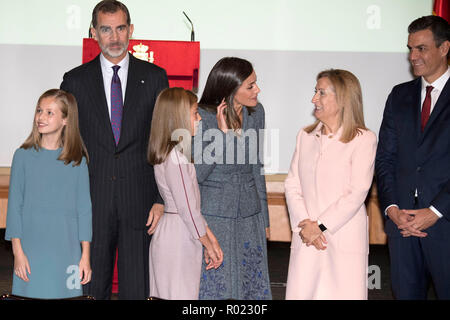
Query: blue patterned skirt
199 212 272 300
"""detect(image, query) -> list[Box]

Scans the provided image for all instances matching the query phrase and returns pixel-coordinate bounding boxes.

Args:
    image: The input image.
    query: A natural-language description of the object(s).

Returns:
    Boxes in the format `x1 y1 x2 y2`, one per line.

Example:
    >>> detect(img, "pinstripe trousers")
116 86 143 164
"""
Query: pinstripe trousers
83 185 152 300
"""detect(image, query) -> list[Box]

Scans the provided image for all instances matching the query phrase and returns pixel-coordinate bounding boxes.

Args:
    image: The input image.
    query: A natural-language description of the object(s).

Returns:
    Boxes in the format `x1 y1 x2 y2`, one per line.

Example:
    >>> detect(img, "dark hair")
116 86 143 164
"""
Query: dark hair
199 57 255 129
91 0 131 28
408 15 450 57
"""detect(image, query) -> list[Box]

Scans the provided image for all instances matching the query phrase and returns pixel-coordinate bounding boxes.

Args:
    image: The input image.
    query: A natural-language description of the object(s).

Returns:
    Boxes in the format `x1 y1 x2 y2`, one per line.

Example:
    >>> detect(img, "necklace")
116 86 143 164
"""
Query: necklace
321 125 335 138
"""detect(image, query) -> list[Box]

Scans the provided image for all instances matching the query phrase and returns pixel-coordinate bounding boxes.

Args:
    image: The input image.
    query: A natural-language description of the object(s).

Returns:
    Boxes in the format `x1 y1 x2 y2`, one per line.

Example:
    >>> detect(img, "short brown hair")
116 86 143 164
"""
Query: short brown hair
91 0 131 28
408 15 450 59
305 69 367 143
21 89 89 166
147 88 198 165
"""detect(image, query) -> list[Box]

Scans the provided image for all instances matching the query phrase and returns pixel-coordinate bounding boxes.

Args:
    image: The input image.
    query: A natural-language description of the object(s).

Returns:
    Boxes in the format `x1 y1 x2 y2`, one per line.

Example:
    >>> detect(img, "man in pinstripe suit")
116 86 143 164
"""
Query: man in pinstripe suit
60 0 168 299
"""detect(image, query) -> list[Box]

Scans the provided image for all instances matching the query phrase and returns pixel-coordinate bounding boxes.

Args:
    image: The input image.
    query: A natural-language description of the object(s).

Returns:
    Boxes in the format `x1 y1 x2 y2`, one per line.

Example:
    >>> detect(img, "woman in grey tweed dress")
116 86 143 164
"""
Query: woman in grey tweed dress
193 57 272 300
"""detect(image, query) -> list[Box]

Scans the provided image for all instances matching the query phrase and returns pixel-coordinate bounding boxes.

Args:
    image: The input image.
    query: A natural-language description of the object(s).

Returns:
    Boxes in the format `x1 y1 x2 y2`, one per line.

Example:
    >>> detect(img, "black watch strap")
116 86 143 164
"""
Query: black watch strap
318 223 327 232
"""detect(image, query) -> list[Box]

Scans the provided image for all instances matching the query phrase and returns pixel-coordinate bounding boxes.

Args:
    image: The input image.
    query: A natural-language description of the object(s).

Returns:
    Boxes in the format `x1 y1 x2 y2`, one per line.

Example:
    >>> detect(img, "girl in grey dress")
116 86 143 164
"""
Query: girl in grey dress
194 57 272 300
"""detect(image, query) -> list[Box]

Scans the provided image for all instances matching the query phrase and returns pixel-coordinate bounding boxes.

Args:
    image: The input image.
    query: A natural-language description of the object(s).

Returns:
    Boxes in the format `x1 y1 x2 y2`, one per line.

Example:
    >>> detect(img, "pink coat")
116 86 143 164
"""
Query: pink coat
284 123 377 300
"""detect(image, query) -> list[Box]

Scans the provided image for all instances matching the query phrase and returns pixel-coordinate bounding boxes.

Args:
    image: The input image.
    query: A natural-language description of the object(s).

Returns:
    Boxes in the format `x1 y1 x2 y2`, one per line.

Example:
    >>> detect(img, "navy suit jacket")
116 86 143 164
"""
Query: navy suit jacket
375 76 450 238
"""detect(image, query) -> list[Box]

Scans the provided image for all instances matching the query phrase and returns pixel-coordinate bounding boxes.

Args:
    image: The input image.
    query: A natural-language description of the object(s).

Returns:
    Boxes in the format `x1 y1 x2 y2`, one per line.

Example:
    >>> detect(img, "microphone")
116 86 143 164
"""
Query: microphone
183 11 195 41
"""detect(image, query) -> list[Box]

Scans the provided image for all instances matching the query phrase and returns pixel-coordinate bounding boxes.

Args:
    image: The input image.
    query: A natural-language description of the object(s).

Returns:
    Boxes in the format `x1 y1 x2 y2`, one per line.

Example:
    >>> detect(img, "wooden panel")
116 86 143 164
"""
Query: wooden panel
0 199 6 229
0 174 9 228
366 182 387 244
267 192 286 206
268 203 292 242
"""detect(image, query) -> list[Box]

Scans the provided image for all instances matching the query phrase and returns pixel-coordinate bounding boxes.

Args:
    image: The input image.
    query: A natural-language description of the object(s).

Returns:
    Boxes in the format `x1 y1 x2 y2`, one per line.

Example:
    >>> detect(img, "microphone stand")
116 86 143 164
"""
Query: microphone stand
183 11 195 41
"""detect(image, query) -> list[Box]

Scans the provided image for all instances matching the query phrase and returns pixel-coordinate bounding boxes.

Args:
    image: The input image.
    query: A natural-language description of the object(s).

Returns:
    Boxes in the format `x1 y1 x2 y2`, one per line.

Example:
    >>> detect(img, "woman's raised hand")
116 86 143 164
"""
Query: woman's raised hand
216 99 228 133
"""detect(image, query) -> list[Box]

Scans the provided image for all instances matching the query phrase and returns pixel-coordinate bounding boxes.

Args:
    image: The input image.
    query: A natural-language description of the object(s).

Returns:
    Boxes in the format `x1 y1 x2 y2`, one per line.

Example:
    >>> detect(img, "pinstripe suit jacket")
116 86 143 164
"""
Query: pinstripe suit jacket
61 53 169 229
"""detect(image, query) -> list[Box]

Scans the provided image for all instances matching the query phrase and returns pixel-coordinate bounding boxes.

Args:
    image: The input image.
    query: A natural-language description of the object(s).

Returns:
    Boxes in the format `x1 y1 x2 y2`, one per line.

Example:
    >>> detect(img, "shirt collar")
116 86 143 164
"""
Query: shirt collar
422 66 450 92
310 121 343 139
100 52 130 73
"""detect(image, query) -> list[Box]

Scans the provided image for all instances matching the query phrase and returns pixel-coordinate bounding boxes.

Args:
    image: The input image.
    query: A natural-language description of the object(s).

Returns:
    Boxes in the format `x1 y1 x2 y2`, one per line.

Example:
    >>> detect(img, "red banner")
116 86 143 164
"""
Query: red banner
433 0 449 22
83 38 200 90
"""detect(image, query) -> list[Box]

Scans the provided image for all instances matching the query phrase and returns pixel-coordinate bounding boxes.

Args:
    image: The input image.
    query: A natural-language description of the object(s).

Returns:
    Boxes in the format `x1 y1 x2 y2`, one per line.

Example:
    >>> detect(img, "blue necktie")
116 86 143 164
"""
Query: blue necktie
111 65 123 145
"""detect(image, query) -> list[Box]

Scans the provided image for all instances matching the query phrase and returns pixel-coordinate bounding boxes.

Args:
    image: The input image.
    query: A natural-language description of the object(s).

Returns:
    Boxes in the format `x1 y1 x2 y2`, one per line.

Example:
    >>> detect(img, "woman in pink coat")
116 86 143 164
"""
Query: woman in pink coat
285 69 377 300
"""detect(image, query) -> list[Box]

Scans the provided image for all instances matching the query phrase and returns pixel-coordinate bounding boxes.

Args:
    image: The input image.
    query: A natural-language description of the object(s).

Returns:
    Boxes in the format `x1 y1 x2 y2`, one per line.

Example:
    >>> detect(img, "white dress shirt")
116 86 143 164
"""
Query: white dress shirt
385 67 450 218
99 53 129 119
420 67 450 113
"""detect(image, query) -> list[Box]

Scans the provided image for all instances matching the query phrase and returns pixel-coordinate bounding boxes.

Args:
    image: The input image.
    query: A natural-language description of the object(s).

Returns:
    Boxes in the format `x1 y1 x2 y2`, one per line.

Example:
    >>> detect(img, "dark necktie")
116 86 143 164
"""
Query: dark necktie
421 85 433 132
111 65 123 145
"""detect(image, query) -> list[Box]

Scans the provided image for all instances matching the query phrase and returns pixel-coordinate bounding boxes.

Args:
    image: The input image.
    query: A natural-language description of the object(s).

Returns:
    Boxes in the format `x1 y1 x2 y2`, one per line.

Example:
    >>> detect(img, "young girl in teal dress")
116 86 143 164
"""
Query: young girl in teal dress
5 89 92 299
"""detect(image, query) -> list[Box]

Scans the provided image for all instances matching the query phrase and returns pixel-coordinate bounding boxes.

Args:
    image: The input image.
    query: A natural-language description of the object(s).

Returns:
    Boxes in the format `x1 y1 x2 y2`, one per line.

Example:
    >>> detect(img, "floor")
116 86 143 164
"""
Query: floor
0 230 436 300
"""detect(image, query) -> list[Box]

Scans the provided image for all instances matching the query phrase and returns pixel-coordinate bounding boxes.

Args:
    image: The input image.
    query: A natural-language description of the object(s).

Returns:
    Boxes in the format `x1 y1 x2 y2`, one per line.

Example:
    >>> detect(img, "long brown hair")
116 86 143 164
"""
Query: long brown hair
21 89 89 166
305 69 367 143
199 57 255 130
147 88 197 165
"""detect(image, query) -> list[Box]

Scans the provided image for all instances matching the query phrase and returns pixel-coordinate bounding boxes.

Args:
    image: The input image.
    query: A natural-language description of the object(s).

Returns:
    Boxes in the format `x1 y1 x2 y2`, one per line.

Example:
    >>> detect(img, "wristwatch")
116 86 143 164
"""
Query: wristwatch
317 219 327 232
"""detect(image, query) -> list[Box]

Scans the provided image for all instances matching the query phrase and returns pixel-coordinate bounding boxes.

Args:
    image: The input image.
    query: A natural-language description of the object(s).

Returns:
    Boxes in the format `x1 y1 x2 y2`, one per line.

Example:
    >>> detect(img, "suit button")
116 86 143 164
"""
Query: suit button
416 167 421 172
111 176 117 181
114 154 120 159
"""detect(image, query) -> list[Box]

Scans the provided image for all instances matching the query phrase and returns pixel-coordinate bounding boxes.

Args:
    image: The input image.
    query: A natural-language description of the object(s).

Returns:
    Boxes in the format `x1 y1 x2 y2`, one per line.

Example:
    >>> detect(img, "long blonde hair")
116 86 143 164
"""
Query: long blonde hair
305 69 367 143
147 88 197 165
21 89 89 166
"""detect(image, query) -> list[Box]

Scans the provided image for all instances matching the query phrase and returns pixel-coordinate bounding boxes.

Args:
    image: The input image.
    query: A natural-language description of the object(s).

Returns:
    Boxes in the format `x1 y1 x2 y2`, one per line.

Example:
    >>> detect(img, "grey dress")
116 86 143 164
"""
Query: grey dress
5 148 92 299
193 103 272 300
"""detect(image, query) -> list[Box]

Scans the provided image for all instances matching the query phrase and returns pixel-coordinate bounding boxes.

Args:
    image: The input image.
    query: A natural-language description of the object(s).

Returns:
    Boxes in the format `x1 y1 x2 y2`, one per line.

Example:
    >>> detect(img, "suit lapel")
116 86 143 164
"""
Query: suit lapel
236 107 250 147
407 79 423 145
87 56 116 146
242 106 250 131
119 54 140 149
123 54 139 110
421 77 450 139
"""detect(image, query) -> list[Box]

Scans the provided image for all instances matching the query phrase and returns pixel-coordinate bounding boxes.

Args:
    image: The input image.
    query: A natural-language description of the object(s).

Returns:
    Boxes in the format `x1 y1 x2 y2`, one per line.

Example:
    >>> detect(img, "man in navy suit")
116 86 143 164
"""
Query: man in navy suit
61 0 168 299
376 15 450 299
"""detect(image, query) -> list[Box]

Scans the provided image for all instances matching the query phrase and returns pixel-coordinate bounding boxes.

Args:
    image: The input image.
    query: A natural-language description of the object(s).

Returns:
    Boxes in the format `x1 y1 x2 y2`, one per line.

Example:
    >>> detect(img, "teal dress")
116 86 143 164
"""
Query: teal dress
5 147 92 299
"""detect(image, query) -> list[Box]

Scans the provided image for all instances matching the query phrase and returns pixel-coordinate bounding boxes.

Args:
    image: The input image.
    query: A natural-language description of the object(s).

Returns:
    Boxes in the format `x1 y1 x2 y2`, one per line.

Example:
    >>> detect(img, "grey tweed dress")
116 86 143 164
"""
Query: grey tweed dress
193 103 272 300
